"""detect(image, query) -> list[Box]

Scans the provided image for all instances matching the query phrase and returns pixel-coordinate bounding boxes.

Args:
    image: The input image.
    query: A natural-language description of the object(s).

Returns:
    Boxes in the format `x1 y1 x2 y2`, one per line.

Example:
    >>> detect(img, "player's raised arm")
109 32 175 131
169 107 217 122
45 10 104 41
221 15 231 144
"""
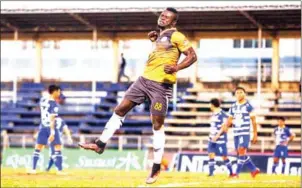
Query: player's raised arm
164 32 197 74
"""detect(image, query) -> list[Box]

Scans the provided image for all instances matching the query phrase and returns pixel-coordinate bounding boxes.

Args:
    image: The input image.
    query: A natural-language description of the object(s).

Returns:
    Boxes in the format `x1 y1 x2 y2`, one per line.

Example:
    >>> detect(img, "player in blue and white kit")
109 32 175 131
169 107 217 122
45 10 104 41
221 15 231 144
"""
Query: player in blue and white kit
224 87 260 178
28 85 62 174
46 117 72 171
208 98 234 177
272 117 295 174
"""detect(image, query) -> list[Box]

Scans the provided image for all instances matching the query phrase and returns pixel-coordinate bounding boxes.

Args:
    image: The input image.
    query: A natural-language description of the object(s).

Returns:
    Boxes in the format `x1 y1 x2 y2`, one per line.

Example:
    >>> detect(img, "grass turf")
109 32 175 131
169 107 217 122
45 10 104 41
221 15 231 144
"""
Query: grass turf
1 167 300 187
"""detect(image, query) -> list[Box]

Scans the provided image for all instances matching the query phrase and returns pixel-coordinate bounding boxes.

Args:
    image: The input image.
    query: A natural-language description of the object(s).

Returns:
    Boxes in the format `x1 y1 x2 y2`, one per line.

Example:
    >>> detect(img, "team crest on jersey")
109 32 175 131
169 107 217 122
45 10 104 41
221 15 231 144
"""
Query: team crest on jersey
54 107 59 113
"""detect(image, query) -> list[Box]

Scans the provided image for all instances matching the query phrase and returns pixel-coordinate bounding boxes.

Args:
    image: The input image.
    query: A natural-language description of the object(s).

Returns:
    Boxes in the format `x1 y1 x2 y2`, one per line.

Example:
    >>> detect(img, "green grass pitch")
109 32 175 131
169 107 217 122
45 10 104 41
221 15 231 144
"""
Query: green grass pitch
1 167 300 187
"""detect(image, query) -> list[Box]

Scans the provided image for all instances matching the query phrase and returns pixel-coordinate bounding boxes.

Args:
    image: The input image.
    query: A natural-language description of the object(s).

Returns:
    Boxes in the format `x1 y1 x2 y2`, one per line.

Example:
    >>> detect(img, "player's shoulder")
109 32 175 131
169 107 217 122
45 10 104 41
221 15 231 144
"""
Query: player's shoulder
243 100 252 107
221 110 230 117
171 30 186 40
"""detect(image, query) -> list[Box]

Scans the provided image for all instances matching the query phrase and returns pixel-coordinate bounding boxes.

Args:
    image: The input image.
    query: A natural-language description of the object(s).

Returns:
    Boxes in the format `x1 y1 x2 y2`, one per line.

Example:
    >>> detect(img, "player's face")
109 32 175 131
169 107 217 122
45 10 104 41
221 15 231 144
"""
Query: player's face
209 104 214 111
53 89 61 100
278 120 285 126
157 10 176 28
235 89 245 101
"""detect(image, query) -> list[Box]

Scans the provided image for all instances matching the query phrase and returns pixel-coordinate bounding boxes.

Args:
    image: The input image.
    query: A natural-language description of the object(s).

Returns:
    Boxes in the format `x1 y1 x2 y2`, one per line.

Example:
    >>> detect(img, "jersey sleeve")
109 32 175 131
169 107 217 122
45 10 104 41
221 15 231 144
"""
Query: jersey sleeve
171 31 192 52
285 127 291 137
48 101 59 116
247 103 254 113
228 106 234 117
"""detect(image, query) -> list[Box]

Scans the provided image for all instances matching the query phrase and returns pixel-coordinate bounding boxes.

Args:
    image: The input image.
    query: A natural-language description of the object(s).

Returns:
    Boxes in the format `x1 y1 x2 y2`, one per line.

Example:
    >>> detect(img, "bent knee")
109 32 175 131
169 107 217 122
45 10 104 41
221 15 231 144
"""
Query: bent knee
237 147 246 155
35 144 44 150
54 145 62 151
209 153 215 159
273 158 279 163
222 156 228 161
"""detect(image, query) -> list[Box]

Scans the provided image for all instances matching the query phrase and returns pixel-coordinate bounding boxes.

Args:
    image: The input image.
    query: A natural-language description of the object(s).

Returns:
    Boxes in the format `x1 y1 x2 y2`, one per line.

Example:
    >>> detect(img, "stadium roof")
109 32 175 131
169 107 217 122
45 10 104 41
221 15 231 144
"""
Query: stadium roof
0 4 301 37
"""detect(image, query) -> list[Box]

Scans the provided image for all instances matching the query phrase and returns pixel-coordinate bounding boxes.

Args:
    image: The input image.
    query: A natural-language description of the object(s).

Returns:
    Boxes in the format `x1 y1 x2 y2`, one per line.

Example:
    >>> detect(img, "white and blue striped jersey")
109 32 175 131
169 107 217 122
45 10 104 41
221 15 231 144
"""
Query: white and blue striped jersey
39 97 59 128
274 126 291 146
209 110 229 144
228 101 254 137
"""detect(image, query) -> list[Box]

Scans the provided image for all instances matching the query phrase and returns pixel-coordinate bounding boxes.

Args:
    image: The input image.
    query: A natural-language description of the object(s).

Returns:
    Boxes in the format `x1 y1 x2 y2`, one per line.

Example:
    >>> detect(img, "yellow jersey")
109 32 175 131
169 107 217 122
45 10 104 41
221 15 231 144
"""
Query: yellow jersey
142 28 192 84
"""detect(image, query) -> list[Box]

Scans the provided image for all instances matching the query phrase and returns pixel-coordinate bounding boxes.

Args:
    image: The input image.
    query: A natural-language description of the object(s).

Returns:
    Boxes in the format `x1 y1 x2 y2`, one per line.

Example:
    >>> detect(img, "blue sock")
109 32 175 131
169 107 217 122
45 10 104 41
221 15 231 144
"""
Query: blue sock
32 149 40 170
245 156 257 172
54 151 63 171
281 163 286 174
224 159 233 175
236 156 246 175
272 162 278 174
46 156 55 171
208 159 215 176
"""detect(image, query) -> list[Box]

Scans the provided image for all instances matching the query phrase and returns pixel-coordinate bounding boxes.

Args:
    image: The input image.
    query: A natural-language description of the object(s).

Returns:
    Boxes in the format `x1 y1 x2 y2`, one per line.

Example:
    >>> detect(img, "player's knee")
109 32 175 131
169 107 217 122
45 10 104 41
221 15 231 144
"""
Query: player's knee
35 144 44 150
54 145 62 151
282 158 286 164
152 116 164 131
153 123 163 131
222 156 228 161
114 107 126 117
273 158 279 163
237 147 246 155
209 153 215 159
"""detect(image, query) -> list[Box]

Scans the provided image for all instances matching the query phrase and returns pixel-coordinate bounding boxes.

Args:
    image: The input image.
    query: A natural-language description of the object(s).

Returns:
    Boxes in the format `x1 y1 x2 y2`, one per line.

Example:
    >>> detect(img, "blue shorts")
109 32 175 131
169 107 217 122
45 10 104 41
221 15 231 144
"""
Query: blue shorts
207 142 228 156
36 127 61 145
273 145 288 158
234 135 250 150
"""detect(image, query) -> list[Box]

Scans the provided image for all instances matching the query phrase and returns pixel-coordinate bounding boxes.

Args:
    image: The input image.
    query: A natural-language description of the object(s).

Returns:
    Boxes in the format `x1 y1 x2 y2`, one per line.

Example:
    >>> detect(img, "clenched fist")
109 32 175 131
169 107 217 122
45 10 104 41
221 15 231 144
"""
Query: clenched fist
148 31 158 42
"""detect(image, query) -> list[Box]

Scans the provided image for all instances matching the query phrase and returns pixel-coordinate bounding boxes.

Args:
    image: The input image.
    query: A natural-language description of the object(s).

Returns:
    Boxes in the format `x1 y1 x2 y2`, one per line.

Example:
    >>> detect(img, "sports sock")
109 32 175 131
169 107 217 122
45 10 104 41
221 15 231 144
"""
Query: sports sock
99 113 125 143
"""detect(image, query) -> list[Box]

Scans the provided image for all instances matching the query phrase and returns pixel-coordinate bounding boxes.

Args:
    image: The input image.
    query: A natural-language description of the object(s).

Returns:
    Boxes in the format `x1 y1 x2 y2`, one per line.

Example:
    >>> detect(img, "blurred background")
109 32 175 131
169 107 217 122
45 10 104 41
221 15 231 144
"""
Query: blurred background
0 1 301 176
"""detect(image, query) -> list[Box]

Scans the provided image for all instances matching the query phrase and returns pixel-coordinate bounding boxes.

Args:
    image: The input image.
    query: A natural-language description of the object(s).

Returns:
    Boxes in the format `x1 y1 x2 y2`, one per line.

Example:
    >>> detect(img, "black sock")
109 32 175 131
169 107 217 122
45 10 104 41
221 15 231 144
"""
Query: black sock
95 139 106 148
151 163 161 176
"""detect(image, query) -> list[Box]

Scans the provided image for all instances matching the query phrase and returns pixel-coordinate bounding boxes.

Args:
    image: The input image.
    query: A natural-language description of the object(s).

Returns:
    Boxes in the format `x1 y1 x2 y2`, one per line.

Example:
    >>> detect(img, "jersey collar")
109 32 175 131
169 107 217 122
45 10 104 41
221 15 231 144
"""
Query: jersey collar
160 28 177 36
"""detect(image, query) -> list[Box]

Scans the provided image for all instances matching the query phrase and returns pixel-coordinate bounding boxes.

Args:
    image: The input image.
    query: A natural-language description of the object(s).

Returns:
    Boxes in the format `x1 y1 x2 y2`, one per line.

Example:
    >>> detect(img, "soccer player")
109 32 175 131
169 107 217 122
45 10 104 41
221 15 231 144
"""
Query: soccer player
78 7 197 184
224 87 260 178
272 117 295 174
208 98 234 177
46 117 73 172
28 85 64 175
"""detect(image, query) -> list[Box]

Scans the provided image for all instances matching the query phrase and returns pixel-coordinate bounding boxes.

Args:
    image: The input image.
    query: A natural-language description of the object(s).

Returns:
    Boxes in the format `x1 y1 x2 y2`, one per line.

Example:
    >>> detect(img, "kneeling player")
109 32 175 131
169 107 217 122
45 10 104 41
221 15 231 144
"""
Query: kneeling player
208 98 234 177
272 117 295 174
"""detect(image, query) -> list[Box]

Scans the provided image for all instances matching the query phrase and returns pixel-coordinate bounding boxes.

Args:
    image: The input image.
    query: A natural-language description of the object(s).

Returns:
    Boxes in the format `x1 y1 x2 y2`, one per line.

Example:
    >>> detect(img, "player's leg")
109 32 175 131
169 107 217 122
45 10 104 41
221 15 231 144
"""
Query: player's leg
220 144 233 176
46 143 55 171
235 135 259 177
272 145 280 174
30 144 45 173
53 144 64 174
29 128 48 174
281 146 288 174
79 77 145 154
272 157 279 174
281 158 286 174
146 114 165 184
207 142 216 176
240 135 259 177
